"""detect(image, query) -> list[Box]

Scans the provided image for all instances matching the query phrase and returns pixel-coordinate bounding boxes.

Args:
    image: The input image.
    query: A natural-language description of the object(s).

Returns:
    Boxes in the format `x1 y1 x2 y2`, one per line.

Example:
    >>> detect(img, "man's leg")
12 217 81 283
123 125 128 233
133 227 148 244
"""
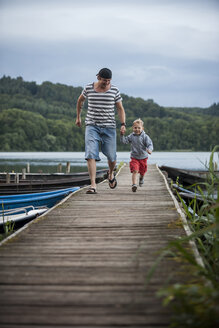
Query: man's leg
108 160 117 188
85 125 101 192
87 158 97 189
101 128 117 188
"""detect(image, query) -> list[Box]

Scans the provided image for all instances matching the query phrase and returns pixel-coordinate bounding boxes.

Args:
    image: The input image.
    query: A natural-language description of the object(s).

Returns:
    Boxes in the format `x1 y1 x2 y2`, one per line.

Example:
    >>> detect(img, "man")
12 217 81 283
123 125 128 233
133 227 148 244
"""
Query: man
76 68 126 194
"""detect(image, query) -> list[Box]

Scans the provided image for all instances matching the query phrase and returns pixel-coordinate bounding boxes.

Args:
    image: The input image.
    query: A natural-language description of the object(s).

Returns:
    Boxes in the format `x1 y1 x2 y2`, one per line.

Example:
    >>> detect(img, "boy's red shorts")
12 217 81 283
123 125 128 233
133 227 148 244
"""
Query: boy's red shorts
129 157 148 176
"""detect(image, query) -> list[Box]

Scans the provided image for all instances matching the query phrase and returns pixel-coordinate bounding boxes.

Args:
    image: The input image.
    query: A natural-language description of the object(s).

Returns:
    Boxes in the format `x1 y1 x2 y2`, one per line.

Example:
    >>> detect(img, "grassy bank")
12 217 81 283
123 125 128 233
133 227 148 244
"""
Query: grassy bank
147 146 219 328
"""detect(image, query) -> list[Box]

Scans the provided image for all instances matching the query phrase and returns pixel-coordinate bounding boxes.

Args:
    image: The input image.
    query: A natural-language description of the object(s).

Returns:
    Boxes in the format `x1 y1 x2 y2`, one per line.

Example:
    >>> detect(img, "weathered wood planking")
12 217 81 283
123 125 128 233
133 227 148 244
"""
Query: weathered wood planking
0 164 188 327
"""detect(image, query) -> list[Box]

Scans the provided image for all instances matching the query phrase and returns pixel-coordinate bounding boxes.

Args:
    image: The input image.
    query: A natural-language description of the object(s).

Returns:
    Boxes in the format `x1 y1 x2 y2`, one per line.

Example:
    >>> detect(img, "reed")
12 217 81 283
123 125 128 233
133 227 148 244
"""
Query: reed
0 203 15 241
146 146 219 328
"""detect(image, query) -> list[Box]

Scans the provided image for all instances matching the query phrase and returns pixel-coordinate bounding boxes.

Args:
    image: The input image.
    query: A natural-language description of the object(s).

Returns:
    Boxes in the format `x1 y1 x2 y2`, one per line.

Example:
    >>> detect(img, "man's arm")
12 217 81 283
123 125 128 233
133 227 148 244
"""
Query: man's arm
76 94 85 127
116 101 126 134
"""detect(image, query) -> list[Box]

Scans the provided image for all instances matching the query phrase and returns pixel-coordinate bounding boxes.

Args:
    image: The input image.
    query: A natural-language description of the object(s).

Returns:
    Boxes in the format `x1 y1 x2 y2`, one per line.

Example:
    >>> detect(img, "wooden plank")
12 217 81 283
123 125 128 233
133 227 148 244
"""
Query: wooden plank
0 164 190 327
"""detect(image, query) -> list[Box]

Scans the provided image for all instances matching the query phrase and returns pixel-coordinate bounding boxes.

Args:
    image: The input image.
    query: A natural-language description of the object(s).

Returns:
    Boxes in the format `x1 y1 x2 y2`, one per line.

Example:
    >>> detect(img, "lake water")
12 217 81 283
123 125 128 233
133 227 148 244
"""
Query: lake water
0 152 217 173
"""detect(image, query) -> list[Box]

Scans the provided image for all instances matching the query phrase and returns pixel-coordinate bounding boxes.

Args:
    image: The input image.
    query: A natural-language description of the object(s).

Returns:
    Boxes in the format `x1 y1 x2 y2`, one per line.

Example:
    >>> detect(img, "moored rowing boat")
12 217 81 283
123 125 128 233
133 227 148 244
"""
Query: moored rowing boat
0 187 80 210
0 169 108 195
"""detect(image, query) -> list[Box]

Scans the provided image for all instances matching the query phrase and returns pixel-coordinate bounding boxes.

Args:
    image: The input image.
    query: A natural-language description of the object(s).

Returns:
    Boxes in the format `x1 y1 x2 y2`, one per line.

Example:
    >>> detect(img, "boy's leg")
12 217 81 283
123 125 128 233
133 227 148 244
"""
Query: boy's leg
130 158 140 192
139 175 144 187
139 158 148 186
132 170 138 185
132 170 138 192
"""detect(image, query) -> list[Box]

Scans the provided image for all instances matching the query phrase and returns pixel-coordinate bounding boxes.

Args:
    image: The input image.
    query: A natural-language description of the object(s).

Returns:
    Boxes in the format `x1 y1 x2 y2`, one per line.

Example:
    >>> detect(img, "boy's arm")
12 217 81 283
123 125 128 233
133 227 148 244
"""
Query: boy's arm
120 134 131 144
145 134 153 154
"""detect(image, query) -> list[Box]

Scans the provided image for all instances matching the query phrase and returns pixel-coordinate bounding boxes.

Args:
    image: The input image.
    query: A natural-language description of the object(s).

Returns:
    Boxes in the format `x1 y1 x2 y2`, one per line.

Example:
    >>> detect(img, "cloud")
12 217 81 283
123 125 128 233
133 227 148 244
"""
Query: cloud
1 0 218 60
0 0 218 107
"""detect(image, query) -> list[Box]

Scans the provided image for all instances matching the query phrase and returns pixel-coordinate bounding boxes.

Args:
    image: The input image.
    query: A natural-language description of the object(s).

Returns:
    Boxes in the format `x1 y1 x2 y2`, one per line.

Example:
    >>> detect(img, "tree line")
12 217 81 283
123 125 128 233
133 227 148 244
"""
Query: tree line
0 75 218 152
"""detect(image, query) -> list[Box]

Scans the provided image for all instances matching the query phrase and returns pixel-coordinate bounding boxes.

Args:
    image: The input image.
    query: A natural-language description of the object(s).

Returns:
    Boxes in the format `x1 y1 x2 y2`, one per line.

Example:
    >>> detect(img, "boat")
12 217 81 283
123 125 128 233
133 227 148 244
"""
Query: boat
178 192 206 205
0 206 48 227
0 206 48 232
171 183 197 196
0 168 109 182
171 183 216 207
0 169 109 195
171 183 204 206
0 187 80 211
159 165 219 186
0 187 81 200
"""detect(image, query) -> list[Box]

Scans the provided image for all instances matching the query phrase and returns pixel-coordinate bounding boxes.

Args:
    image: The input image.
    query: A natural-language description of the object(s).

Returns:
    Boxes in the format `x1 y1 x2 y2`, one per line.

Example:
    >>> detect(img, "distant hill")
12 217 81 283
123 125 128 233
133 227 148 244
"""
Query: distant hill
0 75 218 151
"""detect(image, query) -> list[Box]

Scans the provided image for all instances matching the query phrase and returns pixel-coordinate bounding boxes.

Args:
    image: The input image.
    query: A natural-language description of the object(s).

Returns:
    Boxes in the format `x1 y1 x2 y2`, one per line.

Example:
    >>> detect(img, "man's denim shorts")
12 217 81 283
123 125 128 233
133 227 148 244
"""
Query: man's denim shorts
85 125 117 162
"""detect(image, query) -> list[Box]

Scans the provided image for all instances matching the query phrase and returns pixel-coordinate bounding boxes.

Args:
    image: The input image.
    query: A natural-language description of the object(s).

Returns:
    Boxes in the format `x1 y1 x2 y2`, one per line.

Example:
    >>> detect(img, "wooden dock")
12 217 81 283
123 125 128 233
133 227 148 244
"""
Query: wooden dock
0 164 189 327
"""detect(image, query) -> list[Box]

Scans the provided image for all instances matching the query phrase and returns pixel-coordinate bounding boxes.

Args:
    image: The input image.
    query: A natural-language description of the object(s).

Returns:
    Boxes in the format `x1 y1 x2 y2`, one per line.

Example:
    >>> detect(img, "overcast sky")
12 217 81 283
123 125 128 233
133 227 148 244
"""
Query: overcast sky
0 0 219 107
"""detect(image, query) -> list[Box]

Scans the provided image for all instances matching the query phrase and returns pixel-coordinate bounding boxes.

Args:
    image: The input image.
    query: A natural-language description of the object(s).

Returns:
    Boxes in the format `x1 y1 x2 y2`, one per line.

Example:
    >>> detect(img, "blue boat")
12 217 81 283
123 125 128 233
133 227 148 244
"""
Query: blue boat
0 187 80 200
0 187 80 211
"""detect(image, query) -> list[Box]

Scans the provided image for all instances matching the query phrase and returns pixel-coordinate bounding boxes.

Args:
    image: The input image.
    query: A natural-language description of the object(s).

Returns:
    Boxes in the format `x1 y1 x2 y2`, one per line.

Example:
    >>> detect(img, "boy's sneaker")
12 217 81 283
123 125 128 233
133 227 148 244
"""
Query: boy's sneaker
139 176 144 187
132 184 137 192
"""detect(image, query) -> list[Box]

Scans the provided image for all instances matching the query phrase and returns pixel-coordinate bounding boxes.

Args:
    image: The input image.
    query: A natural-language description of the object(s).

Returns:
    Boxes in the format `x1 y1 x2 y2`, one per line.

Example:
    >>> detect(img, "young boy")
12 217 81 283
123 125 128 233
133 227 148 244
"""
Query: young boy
120 118 153 192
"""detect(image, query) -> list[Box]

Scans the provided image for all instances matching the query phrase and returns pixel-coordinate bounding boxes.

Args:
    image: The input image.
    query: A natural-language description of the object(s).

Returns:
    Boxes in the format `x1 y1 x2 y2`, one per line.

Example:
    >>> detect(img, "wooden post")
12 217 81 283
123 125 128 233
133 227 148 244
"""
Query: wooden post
6 173 10 184
22 168 26 180
15 173 19 184
27 163 30 173
57 163 62 173
66 162 71 173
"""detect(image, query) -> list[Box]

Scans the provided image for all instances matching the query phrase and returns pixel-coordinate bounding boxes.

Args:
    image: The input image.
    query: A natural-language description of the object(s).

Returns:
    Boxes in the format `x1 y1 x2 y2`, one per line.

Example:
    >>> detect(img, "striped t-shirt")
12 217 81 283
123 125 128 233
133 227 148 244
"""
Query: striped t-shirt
82 83 122 128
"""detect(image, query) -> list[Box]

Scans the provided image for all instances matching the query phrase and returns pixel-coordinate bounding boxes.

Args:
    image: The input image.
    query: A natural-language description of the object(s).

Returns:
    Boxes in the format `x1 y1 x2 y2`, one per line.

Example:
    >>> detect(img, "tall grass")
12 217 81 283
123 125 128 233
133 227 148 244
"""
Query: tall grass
0 203 15 241
147 146 219 328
